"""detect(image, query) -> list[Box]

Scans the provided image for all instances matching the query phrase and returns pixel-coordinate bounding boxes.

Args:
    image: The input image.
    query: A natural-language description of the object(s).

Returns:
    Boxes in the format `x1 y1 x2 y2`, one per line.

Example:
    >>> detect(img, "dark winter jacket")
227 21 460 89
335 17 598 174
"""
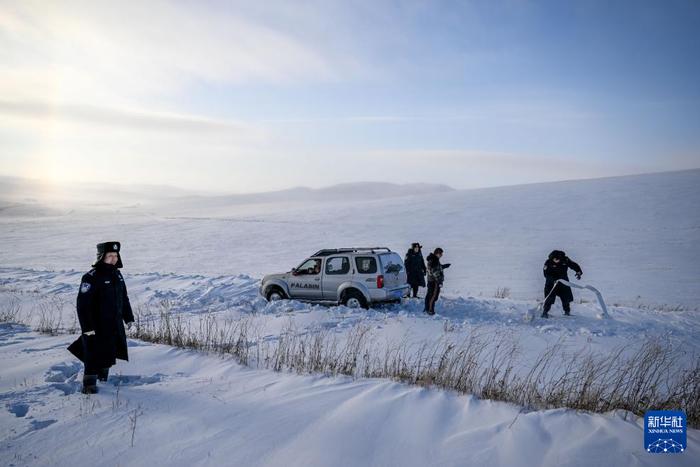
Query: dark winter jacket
543 252 582 301
426 253 450 285
404 249 427 287
73 262 134 368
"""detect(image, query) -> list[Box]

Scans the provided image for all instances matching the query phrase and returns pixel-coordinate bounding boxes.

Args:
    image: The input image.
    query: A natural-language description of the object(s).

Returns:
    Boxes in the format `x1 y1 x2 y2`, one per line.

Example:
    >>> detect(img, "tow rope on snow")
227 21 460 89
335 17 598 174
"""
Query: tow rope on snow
525 279 610 321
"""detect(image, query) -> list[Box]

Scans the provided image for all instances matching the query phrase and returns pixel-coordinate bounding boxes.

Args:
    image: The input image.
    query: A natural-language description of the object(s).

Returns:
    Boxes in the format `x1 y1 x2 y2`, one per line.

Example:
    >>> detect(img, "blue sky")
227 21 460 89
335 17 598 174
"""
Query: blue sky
0 0 698 192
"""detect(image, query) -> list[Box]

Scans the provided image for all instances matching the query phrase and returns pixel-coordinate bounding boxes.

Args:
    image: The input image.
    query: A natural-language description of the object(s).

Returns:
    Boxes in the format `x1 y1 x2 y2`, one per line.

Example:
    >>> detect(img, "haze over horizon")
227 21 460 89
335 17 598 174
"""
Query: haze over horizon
1 0 699 192
3 168 699 200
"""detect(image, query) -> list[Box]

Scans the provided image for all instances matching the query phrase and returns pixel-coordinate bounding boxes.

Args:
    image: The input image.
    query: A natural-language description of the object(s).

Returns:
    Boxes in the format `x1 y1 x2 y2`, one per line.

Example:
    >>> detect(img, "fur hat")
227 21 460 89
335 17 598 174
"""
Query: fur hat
548 250 566 261
411 242 422 249
93 241 123 268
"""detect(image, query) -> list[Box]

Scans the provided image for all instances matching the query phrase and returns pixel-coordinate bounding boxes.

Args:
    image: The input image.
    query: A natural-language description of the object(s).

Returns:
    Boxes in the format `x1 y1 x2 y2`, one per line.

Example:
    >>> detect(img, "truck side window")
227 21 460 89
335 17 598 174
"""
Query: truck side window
326 257 350 275
297 258 322 275
380 253 404 273
355 256 377 274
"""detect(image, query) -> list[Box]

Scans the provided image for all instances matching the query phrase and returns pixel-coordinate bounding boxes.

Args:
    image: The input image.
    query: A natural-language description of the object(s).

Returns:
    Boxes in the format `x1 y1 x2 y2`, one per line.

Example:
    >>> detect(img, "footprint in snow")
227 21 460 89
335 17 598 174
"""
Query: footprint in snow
22 342 71 353
30 419 57 431
7 402 30 417
44 362 82 395
127 339 152 347
109 374 165 386
44 362 82 383
15 419 58 438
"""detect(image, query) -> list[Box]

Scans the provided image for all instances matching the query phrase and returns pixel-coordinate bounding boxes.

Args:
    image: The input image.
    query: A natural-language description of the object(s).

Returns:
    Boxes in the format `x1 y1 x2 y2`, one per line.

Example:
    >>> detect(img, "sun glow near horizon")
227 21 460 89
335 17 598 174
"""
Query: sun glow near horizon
1 0 699 192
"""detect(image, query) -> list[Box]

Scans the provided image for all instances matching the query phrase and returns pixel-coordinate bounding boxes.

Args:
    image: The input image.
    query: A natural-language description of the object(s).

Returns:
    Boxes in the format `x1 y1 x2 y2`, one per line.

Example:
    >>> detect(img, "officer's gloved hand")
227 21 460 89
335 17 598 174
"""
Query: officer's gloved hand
443 263 451 268
575 272 582 280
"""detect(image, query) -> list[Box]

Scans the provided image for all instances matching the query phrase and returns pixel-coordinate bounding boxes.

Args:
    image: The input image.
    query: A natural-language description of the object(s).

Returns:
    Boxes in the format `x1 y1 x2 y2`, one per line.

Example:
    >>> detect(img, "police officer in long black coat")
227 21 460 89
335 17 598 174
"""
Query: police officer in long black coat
404 242 427 298
69 241 134 394
542 250 583 318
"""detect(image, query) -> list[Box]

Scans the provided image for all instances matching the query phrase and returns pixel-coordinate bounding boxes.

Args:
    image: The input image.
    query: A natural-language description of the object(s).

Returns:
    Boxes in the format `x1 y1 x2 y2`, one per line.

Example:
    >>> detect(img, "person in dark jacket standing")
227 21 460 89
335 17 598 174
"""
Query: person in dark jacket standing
70 241 134 394
404 242 427 298
424 247 451 315
541 250 583 318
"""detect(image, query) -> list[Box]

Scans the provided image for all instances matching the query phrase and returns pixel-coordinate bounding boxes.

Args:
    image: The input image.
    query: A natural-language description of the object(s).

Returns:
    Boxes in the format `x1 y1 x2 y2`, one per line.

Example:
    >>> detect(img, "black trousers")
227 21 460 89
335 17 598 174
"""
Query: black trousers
82 335 99 376
84 360 98 376
424 281 441 314
83 362 109 383
543 286 572 313
83 347 109 380
411 285 420 297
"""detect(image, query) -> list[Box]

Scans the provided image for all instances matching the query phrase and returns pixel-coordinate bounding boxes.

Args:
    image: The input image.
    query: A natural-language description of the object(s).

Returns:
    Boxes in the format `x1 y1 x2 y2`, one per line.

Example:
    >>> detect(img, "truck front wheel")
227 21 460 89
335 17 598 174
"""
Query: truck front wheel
266 286 286 302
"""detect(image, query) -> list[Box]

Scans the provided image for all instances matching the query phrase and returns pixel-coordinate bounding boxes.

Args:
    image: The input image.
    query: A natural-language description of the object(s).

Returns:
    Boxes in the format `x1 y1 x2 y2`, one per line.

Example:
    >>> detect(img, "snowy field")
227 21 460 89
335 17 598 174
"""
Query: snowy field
2 170 699 308
1 324 698 467
1 170 699 466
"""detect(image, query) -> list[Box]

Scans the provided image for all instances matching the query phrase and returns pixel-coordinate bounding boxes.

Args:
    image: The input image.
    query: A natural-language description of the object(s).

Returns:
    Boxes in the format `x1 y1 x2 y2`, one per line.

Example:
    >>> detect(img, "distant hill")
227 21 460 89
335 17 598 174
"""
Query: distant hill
0 177 454 215
172 182 455 208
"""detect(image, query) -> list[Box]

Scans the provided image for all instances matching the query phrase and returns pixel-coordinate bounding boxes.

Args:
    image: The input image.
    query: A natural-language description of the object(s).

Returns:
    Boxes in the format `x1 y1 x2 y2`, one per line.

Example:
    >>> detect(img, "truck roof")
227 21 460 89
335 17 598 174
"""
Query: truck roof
312 247 392 257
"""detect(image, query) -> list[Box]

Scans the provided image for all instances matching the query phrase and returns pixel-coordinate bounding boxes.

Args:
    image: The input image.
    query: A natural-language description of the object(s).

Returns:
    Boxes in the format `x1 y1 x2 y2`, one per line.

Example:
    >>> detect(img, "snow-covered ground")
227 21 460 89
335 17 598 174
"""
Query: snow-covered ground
1 324 698 467
1 170 699 465
1 170 699 308
1 264 698 385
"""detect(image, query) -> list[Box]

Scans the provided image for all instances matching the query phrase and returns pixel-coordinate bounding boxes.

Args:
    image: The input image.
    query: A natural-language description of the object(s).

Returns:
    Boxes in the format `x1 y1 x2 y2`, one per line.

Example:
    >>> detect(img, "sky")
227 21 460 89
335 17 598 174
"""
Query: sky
1 0 699 193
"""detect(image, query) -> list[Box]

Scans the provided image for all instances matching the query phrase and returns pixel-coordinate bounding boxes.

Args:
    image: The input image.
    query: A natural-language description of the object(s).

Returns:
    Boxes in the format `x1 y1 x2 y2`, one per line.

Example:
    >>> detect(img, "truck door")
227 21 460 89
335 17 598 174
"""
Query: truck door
322 256 351 301
289 258 324 300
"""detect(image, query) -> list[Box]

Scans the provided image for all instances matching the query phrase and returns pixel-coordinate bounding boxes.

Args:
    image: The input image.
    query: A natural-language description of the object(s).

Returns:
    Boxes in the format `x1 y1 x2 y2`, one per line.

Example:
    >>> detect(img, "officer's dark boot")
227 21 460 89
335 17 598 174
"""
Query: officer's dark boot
541 304 550 319
82 375 98 394
97 368 109 382
563 303 571 316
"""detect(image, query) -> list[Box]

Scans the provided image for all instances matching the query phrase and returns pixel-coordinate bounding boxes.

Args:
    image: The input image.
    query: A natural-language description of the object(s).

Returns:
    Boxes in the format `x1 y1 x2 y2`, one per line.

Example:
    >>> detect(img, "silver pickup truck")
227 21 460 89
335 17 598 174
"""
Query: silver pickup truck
260 247 410 308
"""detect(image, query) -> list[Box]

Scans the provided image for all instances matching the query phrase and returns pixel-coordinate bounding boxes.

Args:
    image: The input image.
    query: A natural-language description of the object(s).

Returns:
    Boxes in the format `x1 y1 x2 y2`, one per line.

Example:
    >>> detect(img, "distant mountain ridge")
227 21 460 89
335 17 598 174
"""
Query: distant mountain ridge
186 182 455 206
0 176 454 215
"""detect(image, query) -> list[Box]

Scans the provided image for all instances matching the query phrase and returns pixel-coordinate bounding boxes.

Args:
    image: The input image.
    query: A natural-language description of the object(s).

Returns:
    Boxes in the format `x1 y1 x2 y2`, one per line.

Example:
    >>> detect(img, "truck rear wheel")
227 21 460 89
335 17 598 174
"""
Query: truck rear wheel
341 289 368 309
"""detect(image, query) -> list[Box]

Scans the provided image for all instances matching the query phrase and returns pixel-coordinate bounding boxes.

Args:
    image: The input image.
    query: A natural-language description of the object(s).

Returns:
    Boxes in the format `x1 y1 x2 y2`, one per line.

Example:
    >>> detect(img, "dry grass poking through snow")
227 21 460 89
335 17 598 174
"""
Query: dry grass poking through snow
2 296 698 428
127 302 700 428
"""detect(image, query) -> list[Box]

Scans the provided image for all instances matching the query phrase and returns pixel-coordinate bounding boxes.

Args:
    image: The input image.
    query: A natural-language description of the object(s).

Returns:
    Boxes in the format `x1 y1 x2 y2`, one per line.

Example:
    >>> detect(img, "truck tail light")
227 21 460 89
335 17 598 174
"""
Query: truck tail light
377 275 384 289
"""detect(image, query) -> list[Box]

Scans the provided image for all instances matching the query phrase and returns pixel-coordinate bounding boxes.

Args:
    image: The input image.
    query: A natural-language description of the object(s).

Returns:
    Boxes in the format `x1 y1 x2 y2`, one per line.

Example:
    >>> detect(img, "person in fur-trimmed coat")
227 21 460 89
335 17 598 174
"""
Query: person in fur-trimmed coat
69 241 134 394
404 242 427 298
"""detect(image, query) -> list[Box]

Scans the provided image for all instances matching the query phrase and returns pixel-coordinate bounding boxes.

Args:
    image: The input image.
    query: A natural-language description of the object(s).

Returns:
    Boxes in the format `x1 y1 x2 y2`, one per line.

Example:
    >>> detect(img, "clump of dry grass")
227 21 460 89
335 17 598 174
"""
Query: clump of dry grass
494 287 511 299
35 296 65 335
0 294 22 322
